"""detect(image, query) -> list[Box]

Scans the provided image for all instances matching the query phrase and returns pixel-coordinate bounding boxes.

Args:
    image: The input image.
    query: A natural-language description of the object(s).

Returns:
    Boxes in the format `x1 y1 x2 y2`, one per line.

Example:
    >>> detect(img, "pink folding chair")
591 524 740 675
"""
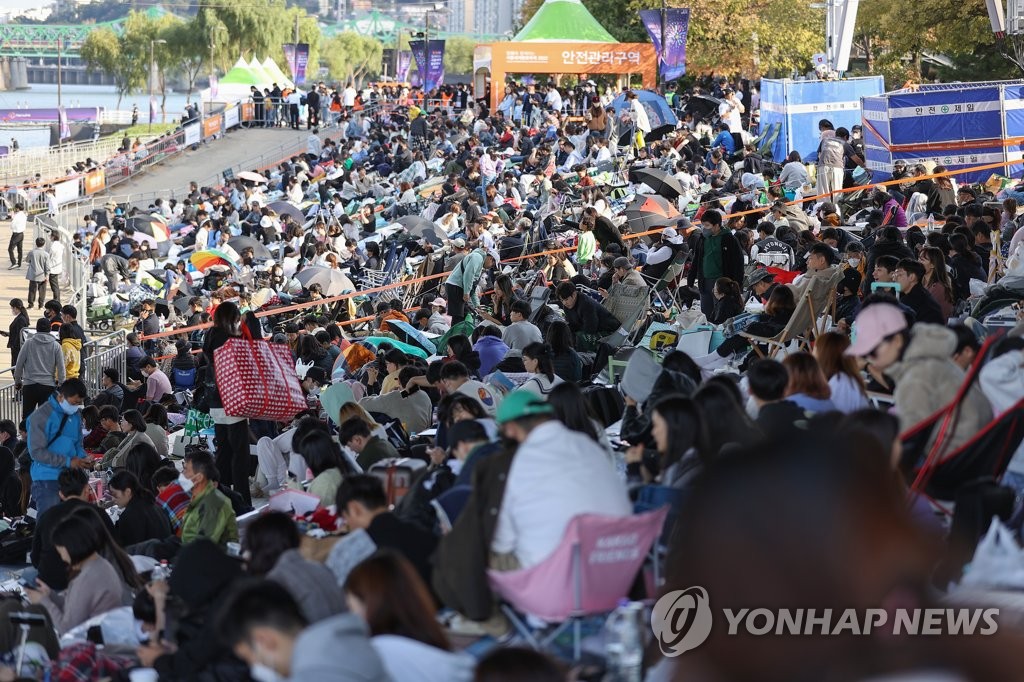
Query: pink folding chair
487 507 669 660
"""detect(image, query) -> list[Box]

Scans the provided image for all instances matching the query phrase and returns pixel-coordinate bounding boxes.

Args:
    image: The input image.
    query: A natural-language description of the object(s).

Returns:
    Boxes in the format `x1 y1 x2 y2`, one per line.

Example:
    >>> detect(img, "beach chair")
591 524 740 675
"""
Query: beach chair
603 282 650 340
488 508 668 660
740 276 826 358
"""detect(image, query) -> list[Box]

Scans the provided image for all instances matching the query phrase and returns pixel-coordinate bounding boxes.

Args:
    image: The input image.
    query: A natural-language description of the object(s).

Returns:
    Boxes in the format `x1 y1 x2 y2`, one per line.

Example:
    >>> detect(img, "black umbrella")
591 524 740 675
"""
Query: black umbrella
623 213 679 232
267 201 305 223
633 168 685 199
229 236 273 260
127 215 158 234
684 95 724 125
396 216 434 232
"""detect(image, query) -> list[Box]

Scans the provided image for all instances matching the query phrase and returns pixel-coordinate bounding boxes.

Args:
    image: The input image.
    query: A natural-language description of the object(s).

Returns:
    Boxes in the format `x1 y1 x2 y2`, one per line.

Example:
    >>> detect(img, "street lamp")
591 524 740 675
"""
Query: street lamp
149 38 167 132
56 37 62 109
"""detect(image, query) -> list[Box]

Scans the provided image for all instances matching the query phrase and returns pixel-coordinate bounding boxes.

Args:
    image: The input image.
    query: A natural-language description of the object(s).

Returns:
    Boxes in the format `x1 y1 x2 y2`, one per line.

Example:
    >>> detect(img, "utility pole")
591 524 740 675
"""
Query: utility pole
293 13 300 84
424 11 430 88
56 36 62 109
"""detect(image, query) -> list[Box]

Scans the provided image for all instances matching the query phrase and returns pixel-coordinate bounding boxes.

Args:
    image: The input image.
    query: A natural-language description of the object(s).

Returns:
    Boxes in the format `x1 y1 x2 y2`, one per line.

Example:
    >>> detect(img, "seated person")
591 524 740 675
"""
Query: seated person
746 359 808 439
180 449 238 548
694 285 797 375
555 281 621 352
333 475 439 588
108 470 173 548
153 465 190 537
338 418 400 471
95 405 127 453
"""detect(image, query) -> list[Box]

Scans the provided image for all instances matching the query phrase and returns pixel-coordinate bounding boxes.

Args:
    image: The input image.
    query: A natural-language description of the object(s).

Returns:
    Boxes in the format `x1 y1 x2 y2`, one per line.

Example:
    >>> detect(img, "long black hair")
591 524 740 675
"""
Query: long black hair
547 382 600 442
53 506 143 588
522 342 555 382
243 511 300 577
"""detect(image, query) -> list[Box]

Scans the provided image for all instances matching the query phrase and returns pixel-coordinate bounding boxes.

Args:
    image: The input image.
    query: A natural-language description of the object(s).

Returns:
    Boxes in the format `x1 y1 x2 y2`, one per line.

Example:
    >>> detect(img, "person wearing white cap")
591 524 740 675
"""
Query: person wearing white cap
846 302 991 454
641 223 687 282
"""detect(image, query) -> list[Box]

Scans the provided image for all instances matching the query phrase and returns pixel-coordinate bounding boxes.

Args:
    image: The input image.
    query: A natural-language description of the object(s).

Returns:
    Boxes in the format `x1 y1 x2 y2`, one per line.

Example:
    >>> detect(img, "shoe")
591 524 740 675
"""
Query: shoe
7 265 15 270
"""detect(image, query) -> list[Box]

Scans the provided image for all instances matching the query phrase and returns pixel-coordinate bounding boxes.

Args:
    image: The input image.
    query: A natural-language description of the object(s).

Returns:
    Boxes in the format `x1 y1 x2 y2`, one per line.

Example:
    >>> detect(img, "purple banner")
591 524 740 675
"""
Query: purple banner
397 50 412 82
283 43 310 85
639 8 690 81
0 107 100 123
410 39 445 93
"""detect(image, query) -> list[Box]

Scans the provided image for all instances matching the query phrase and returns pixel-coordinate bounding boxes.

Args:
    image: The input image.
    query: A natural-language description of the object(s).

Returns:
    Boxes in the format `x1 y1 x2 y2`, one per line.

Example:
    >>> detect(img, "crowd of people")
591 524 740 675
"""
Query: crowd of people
0 70 1023 681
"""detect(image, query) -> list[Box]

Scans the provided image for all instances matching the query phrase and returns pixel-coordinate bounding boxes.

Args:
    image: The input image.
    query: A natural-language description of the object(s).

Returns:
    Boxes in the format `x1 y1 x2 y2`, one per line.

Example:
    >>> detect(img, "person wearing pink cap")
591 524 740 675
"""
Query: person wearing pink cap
846 303 991 454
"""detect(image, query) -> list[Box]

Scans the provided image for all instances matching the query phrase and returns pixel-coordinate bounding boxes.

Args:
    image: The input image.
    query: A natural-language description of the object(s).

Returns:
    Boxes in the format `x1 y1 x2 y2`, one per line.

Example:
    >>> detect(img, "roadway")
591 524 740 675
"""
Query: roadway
0 123 318 370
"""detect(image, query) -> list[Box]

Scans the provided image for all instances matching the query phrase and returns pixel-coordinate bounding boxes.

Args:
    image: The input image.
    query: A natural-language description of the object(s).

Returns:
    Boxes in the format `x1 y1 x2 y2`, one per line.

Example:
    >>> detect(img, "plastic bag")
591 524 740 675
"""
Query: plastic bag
959 518 1024 590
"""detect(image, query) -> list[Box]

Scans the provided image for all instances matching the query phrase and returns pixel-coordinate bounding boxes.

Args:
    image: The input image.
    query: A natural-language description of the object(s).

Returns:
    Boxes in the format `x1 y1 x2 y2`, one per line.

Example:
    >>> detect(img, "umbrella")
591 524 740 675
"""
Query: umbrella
128 216 170 241
683 94 724 125
610 90 680 142
632 168 686 199
397 216 447 246
622 195 681 232
129 231 158 249
238 171 268 183
228 236 273 260
387 319 437 356
190 249 239 273
293 267 356 296
267 201 304 223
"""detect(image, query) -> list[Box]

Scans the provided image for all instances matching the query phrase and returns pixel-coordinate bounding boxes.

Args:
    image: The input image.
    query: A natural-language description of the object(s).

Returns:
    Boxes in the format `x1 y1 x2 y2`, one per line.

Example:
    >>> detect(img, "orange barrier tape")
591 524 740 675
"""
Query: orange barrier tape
139 156 1021 341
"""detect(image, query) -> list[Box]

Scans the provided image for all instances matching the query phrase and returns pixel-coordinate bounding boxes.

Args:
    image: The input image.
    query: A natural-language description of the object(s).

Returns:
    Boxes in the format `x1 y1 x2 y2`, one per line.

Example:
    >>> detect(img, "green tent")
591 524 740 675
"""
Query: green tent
220 58 264 86
513 0 616 42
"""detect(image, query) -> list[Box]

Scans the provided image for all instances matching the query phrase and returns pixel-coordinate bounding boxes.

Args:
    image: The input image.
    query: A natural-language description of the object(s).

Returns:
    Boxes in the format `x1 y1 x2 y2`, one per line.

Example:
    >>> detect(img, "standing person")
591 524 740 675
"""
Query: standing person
25 237 48 309
626 91 651 152
718 88 745 149
287 89 301 130
202 302 252 506
8 202 25 269
444 248 495 323
46 229 63 301
26 378 89 516
15 318 65 419
686 209 745 317
2 298 29 367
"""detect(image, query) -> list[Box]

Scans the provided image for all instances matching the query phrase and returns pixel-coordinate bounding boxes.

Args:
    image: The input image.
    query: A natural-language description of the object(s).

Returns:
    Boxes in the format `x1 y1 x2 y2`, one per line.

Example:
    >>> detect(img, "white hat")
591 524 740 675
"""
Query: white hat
259 216 273 228
451 237 466 248
662 227 684 244
430 297 447 308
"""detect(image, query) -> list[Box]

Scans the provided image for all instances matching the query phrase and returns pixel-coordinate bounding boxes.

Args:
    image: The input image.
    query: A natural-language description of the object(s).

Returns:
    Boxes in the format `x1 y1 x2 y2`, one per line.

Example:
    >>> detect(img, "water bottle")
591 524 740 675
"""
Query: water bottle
926 213 935 232
152 560 171 582
605 599 644 682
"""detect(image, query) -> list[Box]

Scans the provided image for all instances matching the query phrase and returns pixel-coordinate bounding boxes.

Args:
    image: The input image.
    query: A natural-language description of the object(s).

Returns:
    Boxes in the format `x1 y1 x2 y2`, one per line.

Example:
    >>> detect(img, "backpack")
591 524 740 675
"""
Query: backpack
394 465 458 532
368 458 428 506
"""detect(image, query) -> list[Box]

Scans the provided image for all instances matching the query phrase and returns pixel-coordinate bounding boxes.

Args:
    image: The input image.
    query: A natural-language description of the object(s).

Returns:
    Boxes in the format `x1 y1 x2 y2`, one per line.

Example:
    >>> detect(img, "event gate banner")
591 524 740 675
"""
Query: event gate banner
639 8 690 81
410 39 446 92
283 43 310 84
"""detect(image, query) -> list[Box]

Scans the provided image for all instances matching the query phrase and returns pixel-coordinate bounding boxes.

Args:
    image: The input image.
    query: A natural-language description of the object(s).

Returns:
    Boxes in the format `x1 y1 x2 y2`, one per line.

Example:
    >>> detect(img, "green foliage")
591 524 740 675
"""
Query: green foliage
323 32 383 86
444 36 476 75
79 25 146 107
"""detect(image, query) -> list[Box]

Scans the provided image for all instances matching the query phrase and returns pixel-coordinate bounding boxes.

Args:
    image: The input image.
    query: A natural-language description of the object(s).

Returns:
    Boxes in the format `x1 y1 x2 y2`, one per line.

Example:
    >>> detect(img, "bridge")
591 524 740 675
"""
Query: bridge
0 7 174 58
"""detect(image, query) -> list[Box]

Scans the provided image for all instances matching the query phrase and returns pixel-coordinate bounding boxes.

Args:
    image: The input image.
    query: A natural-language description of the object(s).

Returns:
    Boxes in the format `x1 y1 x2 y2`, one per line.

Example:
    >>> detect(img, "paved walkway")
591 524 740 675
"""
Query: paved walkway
96 126 314 202
0 124 317 370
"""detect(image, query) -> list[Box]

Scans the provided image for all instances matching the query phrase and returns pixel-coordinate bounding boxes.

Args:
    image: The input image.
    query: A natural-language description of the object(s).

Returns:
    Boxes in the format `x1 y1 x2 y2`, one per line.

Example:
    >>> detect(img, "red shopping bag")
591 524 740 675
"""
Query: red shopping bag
214 338 307 420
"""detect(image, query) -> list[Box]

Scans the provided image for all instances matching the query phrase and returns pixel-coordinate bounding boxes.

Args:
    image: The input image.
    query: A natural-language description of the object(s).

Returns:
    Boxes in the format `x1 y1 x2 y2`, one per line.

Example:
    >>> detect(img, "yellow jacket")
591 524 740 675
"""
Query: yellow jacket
61 337 82 379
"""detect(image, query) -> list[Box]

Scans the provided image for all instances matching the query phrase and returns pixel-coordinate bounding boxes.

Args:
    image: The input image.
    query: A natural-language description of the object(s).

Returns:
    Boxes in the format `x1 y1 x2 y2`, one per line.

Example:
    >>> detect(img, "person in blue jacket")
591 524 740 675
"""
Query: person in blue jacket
27 378 90 515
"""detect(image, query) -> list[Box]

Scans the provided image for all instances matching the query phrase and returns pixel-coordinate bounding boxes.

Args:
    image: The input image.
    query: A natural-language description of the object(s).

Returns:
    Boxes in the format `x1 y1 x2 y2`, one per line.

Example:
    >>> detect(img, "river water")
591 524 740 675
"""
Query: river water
0 83 198 116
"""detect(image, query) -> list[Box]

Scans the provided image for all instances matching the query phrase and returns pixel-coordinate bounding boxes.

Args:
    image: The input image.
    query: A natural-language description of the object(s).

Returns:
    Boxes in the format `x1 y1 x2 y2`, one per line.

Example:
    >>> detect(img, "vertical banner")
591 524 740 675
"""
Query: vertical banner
639 8 690 81
210 74 219 100
284 43 310 84
57 106 70 140
397 50 413 82
149 96 157 124
410 40 446 92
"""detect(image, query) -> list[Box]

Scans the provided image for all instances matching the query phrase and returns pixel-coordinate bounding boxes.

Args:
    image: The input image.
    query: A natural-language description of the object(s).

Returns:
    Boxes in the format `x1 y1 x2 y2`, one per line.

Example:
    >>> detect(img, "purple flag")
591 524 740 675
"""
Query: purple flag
283 43 310 84
397 51 412 82
409 40 445 93
58 106 70 140
639 8 690 81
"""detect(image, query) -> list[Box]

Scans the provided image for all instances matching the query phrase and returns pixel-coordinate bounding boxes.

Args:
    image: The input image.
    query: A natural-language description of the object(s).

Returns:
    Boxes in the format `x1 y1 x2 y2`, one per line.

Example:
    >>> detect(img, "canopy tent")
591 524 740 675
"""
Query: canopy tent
248 58 276 88
478 0 657 111
219 58 268 87
512 0 617 42
201 57 276 103
262 57 294 89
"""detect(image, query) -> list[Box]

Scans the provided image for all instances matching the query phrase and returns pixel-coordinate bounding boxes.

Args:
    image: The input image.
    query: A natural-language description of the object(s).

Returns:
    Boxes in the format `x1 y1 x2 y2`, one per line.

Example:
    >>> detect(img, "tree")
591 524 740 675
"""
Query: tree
444 36 476 75
323 32 383 87
162 19 207 104
80 26 146 107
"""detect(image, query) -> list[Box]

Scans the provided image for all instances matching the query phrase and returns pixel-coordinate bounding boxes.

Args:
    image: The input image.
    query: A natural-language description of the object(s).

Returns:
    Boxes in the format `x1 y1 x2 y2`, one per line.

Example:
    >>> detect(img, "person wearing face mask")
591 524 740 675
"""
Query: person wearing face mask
26 378 90 515
686 209 745 316
180 449 238 548
202 301 252 506
843 242 867 282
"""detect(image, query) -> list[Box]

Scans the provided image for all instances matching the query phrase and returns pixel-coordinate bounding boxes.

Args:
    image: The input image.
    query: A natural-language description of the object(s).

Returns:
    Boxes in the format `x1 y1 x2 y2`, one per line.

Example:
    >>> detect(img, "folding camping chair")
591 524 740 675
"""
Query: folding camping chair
602 282 651 349
740 277 822 359
487 508 668 661
643 250 690 312
900 334 1024 502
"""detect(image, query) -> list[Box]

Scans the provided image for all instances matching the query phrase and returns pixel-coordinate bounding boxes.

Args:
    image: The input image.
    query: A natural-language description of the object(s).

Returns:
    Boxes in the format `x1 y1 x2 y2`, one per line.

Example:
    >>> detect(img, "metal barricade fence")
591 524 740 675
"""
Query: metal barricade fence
0 369 21 426
81 330 127 398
